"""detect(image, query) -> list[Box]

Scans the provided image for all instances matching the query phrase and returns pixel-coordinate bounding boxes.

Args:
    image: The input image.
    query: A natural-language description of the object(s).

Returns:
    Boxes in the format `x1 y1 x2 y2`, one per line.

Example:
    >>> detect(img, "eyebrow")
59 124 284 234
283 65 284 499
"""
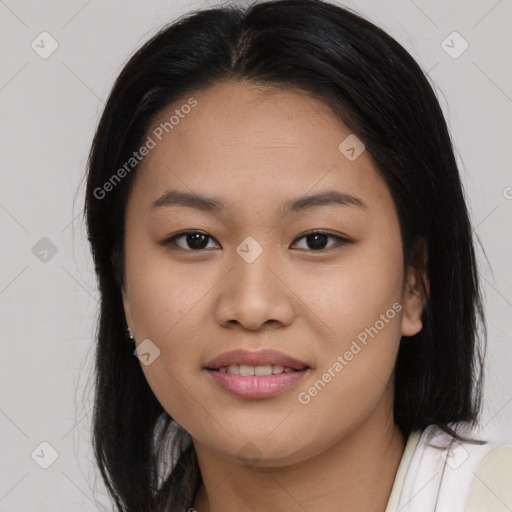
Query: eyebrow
148 188 367 214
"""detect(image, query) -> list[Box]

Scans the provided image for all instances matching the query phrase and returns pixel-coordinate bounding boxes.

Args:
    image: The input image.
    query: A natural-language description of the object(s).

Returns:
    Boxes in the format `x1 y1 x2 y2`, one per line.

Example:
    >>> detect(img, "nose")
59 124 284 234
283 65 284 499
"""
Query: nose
214 243 295 331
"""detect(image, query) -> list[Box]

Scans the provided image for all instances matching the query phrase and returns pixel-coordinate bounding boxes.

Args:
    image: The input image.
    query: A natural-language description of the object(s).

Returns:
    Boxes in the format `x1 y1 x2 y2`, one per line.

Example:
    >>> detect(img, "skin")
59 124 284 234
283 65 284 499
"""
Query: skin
121 80 428 512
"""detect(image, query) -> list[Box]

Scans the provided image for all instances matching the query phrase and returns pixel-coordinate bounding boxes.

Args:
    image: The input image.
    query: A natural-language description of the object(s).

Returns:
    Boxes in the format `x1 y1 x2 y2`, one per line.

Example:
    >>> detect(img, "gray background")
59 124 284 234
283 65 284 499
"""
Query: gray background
1 0 511 510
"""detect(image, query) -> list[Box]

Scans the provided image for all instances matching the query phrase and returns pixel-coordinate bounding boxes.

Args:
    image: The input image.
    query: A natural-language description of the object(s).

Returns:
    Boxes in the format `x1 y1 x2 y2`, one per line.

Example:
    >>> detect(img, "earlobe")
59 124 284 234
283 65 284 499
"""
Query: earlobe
401 243 429 337
401 282 425 337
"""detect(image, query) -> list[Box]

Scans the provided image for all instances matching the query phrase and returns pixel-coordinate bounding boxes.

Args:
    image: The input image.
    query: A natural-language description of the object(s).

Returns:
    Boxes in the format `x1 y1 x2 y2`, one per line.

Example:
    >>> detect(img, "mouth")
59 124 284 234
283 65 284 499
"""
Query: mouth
205 364 310 375
203 348 311 373
203 349 311 399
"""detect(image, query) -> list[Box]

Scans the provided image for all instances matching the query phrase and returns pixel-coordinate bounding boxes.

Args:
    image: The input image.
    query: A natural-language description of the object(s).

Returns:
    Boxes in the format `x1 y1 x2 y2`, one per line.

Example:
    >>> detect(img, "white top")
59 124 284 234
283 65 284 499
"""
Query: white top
385 424 512 511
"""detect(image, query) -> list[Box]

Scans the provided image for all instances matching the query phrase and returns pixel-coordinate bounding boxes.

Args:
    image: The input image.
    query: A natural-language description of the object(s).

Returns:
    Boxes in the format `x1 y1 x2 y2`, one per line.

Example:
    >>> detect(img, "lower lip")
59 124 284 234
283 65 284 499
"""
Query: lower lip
205 369 310 399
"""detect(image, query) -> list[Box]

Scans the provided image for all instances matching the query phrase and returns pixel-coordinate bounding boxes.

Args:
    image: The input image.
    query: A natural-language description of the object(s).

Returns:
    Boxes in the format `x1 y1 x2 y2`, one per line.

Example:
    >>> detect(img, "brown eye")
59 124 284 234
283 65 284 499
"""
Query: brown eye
291 231 351 251
160 230 352 252
161 231 219 251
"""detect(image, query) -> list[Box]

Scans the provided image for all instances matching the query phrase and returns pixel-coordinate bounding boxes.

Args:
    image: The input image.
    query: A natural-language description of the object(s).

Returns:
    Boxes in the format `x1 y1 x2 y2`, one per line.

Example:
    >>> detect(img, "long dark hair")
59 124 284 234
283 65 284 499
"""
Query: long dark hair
83 1 487 510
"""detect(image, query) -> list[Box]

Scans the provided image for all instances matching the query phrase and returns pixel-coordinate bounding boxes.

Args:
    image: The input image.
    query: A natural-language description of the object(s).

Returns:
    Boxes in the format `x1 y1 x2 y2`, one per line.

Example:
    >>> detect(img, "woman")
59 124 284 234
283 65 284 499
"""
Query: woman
84 1 512 510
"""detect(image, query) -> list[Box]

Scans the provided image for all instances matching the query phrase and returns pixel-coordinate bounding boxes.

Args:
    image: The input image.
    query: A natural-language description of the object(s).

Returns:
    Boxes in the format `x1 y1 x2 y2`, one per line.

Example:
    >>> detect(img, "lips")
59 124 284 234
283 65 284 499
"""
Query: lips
204 348 310 371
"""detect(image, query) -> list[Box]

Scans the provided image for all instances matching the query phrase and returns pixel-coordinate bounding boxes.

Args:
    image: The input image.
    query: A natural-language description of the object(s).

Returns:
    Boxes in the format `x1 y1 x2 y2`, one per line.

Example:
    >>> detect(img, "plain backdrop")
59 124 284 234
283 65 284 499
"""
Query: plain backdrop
1 0 511 510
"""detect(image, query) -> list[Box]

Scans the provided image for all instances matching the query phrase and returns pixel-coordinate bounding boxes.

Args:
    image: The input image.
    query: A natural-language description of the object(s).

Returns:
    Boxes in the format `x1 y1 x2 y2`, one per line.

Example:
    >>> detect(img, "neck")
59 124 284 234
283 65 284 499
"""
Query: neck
191 408 406 512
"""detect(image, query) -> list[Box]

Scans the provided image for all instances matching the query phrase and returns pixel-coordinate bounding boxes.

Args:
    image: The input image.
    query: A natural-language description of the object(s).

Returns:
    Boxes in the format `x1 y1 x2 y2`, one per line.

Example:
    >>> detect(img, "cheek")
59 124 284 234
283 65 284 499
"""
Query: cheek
125 256 222 418
126 258 211 420
300 240 404 345
124 237 210 339
297 235 404 407
295 302 403 439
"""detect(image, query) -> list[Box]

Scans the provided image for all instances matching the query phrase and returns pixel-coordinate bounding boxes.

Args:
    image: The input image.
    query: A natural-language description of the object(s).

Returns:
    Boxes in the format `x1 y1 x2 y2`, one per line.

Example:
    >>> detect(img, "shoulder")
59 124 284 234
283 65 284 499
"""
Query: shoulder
396 424 512 512
465 444 512 511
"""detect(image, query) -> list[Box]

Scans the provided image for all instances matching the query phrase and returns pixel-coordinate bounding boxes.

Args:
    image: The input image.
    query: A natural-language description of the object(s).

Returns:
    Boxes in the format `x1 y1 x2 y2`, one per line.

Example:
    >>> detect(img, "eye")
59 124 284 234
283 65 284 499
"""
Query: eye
291 230 352 251
160 230 351 252
160 231 220 251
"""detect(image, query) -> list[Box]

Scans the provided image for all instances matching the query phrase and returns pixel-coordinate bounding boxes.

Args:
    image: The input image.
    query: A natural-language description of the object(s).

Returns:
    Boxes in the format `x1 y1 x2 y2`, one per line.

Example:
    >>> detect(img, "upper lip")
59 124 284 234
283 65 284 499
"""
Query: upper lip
204 349 310 370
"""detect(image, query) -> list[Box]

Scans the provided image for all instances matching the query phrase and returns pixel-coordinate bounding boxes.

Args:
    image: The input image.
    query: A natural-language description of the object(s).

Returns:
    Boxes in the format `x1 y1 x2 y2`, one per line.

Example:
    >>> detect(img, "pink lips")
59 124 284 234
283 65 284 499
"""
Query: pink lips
203 349 311 399
204 348 309 371
205 369 309 399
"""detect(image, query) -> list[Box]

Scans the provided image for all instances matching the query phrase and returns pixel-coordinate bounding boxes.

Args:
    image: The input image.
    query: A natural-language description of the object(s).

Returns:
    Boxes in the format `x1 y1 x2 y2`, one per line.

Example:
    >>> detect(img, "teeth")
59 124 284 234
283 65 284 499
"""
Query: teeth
240 364 254 376
217 364 301 375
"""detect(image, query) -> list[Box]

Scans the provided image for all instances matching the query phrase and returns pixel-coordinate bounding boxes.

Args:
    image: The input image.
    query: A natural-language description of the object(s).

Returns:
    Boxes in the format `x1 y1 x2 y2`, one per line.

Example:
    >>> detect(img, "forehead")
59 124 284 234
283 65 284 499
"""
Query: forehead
130 80 390 215
148 80 349 151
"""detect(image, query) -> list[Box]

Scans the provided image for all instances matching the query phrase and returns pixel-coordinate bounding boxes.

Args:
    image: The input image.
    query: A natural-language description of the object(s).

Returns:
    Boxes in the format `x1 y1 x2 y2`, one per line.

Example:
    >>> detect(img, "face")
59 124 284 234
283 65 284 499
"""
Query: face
121 80 426 467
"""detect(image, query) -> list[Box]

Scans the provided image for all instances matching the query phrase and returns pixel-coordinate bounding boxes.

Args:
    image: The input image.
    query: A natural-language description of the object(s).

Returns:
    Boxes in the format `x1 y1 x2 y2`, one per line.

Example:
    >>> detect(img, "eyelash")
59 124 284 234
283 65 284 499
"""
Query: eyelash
160 230 352 252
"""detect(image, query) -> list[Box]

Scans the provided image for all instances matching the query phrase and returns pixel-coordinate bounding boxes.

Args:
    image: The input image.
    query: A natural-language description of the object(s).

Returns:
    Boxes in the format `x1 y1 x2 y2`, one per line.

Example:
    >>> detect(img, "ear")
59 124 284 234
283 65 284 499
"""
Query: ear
401 238 429 337
112 247 134 334
121 284 135 333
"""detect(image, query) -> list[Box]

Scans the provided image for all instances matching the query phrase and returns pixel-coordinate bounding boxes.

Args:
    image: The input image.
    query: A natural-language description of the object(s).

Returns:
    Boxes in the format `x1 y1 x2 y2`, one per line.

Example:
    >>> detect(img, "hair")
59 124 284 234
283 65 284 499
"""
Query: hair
83 0 487 510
